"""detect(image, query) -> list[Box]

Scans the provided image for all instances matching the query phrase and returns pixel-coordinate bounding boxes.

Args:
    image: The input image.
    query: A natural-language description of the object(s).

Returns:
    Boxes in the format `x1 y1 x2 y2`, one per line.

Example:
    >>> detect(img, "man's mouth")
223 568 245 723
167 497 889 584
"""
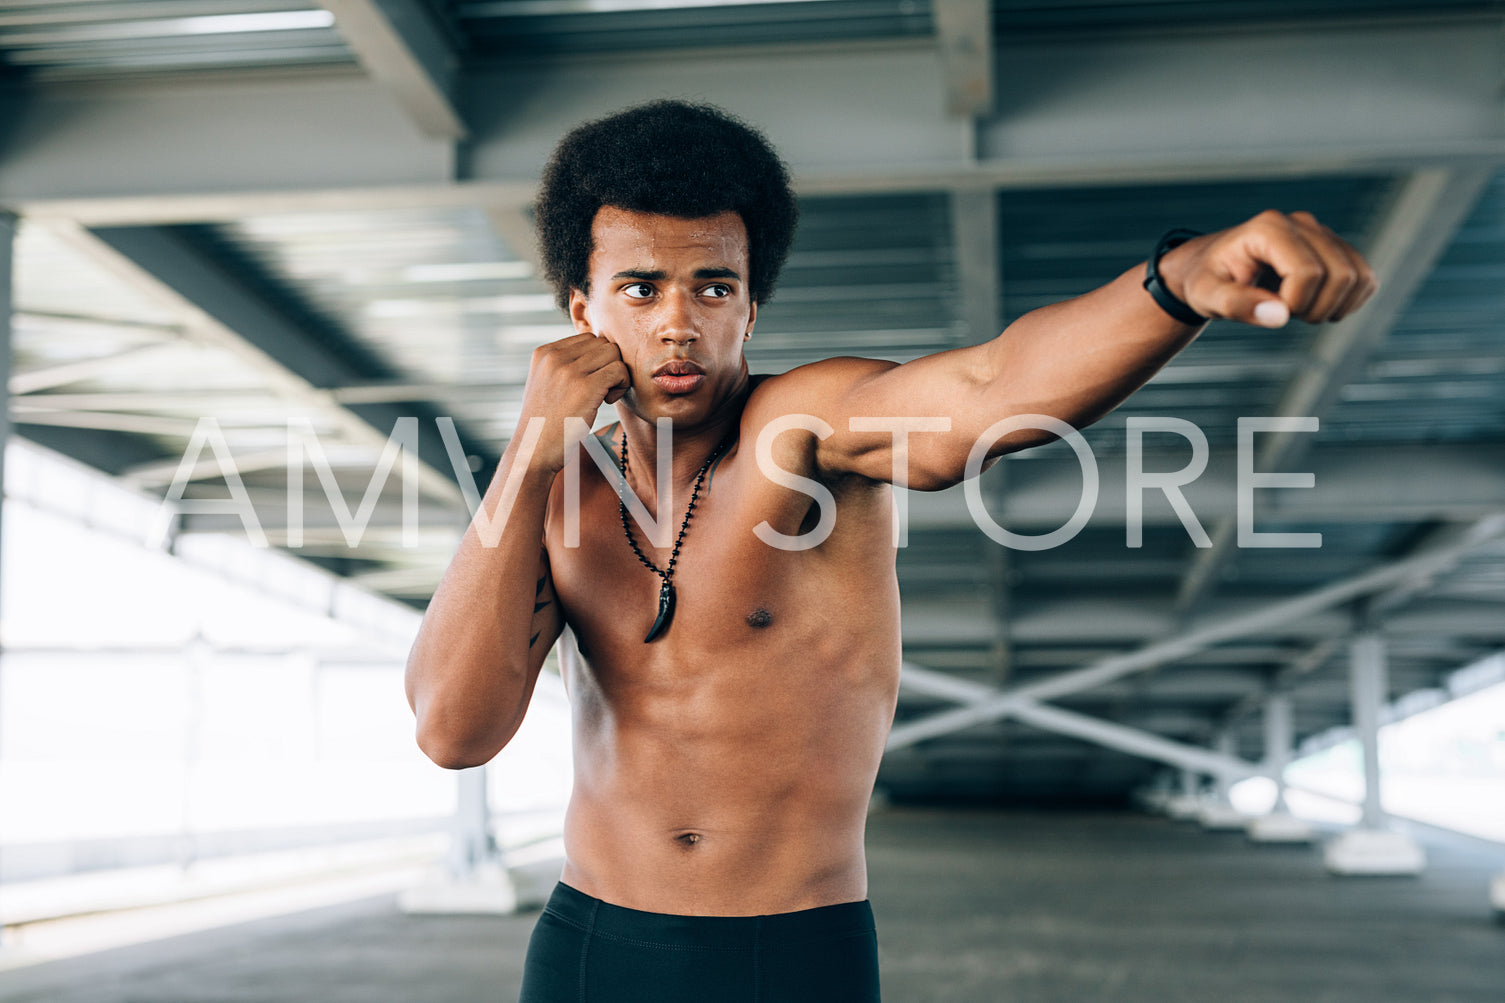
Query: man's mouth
651 360 706 395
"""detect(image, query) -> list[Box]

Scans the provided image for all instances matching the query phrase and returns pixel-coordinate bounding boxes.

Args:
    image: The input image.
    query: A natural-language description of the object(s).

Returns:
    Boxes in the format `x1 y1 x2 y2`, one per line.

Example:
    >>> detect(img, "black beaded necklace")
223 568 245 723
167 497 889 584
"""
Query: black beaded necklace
617 427 734 642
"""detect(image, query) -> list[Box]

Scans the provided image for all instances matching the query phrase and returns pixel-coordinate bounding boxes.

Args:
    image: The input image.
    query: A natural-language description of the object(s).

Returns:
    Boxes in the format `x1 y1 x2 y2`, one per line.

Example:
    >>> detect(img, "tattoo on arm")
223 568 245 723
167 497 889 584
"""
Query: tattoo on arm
529 548 556 650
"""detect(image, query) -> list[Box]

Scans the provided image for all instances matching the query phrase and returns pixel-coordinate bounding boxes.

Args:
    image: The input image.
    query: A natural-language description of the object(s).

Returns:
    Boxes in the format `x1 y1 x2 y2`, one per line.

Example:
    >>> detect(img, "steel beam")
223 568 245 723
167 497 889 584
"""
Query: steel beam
902 593 1505 650
13 425 168 475
1174 167 1496 614
322 0 466 140
177 489 464 535
948 189 1000 346
932 0 994 119
897 664 1262 779
888 514 1505 746
1223 637 1341 723
1010 699 1261 782
4 20 1503 221
1220 519 1505 726
899 665 1369 809
1367 520 1494 616
11 408 205 437
122 447 369 490
906 441 1505 531
9 340 186 395
62 222 480 506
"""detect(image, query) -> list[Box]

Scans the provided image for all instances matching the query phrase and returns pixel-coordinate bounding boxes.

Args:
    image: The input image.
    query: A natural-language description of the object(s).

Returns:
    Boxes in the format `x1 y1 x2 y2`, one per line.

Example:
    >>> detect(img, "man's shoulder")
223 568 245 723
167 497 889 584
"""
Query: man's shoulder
743 356 899 425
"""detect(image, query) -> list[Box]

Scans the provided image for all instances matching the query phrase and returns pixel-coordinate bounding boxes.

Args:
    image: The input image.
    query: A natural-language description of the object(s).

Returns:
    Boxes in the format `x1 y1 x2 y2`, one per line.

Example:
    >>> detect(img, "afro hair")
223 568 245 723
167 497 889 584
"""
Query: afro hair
534 100 799 312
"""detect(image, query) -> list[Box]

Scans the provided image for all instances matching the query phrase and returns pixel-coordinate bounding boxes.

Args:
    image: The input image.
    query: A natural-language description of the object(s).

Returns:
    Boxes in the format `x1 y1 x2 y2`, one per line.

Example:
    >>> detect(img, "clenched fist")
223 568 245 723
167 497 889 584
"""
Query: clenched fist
1159 210 1379 328
516 332 631 474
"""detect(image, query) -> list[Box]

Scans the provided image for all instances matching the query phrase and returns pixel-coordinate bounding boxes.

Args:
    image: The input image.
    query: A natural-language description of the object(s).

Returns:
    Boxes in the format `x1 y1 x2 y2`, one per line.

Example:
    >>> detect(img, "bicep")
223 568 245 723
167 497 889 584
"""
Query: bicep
791 346 1026 489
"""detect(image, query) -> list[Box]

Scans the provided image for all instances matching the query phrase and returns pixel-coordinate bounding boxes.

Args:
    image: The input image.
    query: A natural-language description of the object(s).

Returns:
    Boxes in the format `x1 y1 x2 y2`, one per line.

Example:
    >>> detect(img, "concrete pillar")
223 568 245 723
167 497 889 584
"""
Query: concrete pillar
400 763 522 914
1213 731 1237 802
1246 691 1313 843
0 213 13 951
1199 731 1248 830
1324 632 1425 874
1167 767 1201 820
1351 632 1387 830
1263 691 1293 811
448 766 494 880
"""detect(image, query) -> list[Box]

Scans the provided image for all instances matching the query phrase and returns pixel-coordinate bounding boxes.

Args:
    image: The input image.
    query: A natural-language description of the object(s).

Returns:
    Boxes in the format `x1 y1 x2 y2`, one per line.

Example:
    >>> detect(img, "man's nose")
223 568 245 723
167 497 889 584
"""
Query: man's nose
657 291 699 345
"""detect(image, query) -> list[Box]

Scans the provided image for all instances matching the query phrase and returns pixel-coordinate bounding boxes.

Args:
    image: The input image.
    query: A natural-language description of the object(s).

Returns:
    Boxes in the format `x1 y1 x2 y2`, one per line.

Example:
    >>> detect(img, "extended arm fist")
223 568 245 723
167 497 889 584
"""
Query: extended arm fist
516 333 630 473
1158 210 1379 328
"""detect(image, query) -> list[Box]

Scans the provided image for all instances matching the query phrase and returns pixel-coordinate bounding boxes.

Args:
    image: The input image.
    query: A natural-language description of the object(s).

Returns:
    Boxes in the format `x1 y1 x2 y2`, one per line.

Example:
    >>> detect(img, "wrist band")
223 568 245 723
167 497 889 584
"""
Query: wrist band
1143 228 1208 326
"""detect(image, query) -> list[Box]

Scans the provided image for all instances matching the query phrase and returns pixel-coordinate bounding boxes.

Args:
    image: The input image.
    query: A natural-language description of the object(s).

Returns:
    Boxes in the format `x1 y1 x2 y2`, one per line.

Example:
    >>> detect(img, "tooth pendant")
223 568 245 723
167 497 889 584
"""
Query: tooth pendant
644 577 675 643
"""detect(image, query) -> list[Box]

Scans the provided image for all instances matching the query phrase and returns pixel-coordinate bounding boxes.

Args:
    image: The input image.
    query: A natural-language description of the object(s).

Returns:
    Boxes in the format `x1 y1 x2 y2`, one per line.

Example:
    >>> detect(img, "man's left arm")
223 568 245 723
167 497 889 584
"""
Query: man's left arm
795 210 1377 487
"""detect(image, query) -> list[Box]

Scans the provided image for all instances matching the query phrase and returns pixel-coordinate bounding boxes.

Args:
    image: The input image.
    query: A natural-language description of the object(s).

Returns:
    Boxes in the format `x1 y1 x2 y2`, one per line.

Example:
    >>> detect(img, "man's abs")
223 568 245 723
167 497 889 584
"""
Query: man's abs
554 629 899 916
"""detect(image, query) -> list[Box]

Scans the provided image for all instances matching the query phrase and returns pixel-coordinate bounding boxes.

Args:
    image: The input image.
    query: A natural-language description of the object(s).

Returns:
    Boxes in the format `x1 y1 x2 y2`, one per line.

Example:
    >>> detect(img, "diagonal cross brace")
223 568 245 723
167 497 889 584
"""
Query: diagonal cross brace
890 513 1505 752
895 663 1264 780
895 662 1371 809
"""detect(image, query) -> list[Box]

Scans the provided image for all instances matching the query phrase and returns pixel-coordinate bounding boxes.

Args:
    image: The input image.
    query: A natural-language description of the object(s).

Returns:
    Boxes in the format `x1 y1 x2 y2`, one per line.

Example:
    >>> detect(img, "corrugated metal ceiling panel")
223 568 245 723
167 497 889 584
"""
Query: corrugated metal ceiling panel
0 1 354 78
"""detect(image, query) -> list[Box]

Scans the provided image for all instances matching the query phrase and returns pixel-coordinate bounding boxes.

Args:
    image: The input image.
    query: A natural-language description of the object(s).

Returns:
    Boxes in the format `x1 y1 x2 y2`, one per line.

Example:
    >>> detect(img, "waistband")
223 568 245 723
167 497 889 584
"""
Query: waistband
542 881 876 949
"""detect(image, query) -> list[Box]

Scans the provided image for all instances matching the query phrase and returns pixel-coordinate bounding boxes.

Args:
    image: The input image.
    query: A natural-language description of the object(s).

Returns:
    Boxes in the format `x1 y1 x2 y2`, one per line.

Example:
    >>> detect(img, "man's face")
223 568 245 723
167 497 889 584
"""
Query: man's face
570 207 756 427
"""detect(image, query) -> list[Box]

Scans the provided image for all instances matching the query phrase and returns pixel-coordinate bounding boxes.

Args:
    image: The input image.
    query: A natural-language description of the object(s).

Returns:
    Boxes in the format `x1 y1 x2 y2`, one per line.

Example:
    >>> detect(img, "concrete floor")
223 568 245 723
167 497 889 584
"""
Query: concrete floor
2 807 1503 1003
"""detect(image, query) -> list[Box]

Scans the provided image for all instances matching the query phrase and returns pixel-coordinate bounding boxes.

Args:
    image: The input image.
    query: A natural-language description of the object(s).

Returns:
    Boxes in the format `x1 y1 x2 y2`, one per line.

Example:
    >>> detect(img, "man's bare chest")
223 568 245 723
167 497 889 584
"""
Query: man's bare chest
547 461 798 648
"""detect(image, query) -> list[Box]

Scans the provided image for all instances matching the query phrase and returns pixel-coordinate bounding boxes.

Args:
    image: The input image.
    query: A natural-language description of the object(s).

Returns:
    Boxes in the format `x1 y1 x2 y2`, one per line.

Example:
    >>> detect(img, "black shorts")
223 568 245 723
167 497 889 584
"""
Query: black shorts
518 881 881 1002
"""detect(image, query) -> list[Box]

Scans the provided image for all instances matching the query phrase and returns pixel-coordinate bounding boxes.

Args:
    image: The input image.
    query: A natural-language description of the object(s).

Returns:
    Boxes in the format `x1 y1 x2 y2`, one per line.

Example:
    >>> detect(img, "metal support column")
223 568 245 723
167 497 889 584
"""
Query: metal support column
1213 732 1237 803
1200 731 1247 830
400 762 521 914
1325 632 1425 874
1168 767 1201 820
448 766 494 880
1247 691 1313 842
0 212 14 949
0 212 13 635
1350 633 1387 830
1262 692 1294 811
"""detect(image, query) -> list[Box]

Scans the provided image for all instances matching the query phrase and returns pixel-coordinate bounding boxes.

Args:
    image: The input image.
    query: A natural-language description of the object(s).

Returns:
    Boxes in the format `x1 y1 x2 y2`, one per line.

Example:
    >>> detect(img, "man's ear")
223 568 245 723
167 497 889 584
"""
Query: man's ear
744 300 757 340
568 288 592 333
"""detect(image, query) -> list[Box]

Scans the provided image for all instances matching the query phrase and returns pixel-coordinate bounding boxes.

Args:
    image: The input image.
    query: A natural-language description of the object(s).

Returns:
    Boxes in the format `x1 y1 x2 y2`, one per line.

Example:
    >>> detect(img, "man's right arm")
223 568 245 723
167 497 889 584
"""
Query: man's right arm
403 333 628 770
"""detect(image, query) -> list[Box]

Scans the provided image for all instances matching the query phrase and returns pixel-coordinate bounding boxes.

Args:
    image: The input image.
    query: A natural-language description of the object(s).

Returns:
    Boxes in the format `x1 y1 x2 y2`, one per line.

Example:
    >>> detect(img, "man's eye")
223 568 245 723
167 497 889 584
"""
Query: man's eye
704 284 731 298
623 283 654 299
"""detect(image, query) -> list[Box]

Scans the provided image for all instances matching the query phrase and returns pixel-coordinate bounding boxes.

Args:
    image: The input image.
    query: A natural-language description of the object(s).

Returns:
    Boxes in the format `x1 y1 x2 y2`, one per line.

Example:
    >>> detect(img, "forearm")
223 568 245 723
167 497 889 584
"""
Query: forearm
404 441 558 768
983 260 1202 440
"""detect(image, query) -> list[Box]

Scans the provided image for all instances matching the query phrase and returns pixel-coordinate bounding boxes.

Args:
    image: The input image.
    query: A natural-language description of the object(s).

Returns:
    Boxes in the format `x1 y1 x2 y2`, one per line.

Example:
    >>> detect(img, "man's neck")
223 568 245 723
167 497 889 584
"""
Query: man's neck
614 382 750 494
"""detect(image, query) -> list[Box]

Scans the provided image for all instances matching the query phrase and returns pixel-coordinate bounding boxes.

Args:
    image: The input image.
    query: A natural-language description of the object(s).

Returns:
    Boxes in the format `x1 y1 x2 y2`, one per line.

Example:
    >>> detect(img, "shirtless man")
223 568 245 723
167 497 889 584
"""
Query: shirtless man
404 101 1376 1001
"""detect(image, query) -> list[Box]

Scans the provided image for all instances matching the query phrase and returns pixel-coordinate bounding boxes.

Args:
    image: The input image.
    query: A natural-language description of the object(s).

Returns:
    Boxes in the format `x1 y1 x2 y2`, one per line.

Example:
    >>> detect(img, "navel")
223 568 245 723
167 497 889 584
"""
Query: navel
746 608 773 629
674 831 704 848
